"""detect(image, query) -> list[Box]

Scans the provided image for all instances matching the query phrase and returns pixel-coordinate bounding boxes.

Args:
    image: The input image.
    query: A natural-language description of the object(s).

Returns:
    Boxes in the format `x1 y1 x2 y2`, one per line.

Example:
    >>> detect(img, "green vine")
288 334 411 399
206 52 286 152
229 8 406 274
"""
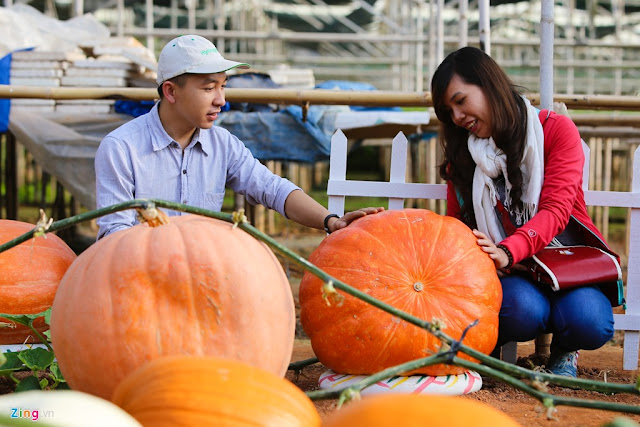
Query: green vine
1 199 638 415
0 309 67 392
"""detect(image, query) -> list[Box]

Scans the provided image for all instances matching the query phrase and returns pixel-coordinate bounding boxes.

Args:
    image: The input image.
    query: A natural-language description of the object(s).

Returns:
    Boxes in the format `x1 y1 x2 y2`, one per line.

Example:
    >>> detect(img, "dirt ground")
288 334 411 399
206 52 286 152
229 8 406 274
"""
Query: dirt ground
287 339 640 426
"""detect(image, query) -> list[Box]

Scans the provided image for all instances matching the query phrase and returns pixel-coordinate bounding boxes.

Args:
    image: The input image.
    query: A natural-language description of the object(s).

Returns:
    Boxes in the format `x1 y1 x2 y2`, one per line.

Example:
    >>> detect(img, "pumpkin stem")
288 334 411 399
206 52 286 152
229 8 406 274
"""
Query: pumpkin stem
33 208 53 239
322 280 345 307
136 206 170 227
337 388 361 409
232 208 248 229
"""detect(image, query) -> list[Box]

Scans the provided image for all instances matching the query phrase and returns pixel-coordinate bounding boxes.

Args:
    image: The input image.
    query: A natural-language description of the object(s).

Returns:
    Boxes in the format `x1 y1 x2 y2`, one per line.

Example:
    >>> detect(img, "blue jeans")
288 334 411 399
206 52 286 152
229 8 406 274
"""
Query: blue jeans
496 274 614 353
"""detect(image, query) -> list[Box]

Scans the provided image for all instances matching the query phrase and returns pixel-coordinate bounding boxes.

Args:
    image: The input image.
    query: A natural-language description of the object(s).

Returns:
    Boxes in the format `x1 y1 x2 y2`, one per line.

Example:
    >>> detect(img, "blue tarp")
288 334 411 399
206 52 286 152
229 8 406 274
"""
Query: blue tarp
0 53 11 132
1 47 34 132
216 106 337 163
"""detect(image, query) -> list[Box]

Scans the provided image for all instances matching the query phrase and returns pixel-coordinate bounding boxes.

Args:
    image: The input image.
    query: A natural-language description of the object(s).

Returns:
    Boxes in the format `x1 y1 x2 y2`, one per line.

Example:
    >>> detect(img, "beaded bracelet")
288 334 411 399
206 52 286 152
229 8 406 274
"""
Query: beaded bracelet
496 244 514 269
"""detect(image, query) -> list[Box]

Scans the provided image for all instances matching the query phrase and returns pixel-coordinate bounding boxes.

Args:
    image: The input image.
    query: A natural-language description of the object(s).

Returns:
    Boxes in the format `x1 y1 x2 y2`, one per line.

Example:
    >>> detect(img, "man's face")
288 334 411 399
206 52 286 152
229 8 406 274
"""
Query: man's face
172 72 227 130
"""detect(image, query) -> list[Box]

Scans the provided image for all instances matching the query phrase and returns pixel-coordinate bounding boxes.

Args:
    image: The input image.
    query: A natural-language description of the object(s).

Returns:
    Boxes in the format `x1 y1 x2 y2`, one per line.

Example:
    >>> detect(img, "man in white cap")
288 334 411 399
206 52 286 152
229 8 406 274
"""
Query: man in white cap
95 35 382 238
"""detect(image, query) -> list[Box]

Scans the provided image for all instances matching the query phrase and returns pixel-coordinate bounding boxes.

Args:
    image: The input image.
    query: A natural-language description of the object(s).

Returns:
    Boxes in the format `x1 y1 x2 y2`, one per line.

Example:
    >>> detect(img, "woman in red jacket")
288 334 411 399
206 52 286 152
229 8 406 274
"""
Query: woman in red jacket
430 46 615 377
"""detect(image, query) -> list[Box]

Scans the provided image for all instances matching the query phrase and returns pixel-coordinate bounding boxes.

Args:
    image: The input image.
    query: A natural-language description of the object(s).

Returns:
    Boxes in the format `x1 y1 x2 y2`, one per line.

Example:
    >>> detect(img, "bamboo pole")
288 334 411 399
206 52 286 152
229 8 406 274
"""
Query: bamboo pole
2 85 640 110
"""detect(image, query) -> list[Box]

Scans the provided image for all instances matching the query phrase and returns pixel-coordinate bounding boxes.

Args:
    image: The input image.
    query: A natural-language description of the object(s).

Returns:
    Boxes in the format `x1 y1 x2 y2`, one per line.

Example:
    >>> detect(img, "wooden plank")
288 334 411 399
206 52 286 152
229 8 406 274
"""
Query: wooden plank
60 76 127 87
72 59 136 70
10 105 56 113
328 181 447 200
11 61 66 69
11 99 56 106
55 104 112 114
9 77 60 87
10 69 64 78
11 51 82 61
65 67 132 78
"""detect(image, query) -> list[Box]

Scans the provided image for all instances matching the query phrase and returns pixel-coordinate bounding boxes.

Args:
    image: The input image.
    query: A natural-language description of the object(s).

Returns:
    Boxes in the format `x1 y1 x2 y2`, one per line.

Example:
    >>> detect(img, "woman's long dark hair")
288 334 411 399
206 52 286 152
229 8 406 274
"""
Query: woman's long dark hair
430 47 527 227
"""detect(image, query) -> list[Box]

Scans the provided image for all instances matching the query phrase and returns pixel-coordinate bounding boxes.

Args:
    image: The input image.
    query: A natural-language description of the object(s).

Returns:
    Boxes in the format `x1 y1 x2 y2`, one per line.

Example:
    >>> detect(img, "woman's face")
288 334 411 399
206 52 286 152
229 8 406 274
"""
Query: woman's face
442 74 492 139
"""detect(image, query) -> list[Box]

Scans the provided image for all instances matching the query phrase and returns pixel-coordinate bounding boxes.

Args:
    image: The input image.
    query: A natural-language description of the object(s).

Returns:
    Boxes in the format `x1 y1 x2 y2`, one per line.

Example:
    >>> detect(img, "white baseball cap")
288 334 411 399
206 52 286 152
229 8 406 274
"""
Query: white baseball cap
156 35 250 85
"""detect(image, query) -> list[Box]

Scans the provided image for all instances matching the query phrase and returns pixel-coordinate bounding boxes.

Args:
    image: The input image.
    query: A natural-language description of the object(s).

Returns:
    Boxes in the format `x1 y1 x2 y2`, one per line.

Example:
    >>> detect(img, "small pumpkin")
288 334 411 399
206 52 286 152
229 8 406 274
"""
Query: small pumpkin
299 209 502 376
0 389 142 426
323 394 521 427
112 356 322 427
50 213 295 400
0 219 76 344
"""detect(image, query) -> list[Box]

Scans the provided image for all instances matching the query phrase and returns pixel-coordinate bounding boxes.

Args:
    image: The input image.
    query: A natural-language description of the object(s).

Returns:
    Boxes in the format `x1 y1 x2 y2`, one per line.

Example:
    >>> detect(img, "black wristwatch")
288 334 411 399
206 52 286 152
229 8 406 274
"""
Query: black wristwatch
323 214 340 234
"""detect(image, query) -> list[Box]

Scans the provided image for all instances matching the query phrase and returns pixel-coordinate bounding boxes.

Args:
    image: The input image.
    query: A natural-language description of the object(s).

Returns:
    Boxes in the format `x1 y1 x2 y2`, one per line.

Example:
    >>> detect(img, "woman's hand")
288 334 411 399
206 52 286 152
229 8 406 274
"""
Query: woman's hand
328 207 385 233
472 229 510 270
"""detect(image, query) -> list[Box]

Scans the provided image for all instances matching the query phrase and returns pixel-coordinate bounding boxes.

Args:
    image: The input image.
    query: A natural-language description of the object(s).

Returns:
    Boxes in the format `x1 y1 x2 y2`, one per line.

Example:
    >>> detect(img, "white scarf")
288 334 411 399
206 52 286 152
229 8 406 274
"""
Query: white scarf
467 96 545 244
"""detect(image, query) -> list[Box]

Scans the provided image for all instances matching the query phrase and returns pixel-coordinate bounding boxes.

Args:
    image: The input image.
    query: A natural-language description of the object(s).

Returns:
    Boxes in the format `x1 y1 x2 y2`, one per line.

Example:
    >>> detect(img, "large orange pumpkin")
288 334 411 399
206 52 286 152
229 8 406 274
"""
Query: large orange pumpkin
299 209 501 376
0 219 76 344
112 356 322 427
50 213 295 400
323 394 521 427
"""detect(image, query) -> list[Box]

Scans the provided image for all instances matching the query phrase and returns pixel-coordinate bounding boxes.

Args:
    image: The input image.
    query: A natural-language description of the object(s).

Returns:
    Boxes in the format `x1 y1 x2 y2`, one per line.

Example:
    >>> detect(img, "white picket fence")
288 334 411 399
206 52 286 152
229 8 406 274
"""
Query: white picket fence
327 129 640 370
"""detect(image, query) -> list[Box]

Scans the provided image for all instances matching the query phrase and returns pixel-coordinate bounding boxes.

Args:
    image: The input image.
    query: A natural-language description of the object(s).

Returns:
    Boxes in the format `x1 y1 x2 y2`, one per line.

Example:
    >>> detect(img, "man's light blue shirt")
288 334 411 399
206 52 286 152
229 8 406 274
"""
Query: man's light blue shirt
95 102 299 239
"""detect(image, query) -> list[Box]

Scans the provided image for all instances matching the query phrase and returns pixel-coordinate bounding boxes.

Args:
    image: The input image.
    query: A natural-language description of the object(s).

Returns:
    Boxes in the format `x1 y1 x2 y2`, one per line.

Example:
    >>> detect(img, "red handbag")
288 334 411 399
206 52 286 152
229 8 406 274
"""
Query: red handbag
495 201 626 307
523 245 624 307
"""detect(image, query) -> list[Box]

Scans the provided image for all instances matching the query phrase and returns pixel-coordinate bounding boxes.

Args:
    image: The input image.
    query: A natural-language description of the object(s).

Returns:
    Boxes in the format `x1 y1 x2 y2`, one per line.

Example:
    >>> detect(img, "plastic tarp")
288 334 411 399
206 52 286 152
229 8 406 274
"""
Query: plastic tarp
8 111 130 210
0 52 10 132
0 4 110 57
216 105 341 163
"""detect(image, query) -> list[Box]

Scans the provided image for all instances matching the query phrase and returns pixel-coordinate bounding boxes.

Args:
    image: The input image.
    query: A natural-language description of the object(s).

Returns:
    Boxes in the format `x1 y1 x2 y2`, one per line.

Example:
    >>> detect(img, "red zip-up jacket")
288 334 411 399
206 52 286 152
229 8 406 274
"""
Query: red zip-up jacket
446 109 609 265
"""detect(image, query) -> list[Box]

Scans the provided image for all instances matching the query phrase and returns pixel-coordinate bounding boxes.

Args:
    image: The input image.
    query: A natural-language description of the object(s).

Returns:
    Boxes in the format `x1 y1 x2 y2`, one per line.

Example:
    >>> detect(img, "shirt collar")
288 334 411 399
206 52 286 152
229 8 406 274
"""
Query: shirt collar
148 102 209 155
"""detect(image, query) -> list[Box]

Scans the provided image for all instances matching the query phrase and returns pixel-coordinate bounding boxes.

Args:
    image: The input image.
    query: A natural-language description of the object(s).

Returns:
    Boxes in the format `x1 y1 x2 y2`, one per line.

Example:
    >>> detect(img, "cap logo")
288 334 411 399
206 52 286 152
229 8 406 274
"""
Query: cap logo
200 48 218 55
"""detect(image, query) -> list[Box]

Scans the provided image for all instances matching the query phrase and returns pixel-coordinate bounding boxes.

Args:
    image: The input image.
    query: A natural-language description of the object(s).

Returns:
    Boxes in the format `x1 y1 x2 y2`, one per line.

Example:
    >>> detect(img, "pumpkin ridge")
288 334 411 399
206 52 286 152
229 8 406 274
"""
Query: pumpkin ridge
110 229 145 376
402 211 435 277
417 244 491 289
173 218 204 351
313 243 415 287
318 266 408 287
348 223 415 273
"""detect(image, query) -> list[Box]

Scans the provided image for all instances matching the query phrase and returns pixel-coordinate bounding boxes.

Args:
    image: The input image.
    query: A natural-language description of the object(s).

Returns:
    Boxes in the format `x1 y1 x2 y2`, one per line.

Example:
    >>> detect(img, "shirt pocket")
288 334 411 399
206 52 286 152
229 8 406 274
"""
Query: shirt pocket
204 191 226 211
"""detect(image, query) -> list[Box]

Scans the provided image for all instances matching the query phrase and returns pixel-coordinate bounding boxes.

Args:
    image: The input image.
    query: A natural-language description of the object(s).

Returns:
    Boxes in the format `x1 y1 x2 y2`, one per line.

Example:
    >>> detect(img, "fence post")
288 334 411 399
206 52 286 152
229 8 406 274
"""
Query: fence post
620 146 640 370
327 130 348 217
388 132 408 210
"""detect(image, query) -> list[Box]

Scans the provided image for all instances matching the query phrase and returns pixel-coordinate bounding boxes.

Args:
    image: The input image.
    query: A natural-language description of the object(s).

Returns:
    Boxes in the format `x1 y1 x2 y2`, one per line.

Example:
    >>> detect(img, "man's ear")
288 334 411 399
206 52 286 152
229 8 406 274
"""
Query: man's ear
162 81 178 103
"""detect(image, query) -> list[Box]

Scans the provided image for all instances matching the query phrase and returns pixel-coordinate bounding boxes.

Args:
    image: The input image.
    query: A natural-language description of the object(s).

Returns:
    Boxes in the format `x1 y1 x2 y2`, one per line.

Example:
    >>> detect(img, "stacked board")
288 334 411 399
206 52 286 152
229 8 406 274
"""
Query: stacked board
9 37 156 115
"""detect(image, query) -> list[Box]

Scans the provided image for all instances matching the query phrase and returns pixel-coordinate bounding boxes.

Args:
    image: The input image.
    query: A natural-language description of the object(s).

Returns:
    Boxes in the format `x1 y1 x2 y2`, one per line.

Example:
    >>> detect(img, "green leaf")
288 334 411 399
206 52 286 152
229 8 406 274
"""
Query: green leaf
39 377 49 389
18 348 55 371
14 375 41 392
48 362 66 382
43 308 52 326
43 329 51 340
0 352 5 367
0 310 49 327
0 351 25 374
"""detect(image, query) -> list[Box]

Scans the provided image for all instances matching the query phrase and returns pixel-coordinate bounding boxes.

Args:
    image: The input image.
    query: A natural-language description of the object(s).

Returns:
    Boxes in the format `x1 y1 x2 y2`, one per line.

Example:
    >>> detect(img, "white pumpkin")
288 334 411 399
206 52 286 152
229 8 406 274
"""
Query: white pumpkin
0 390 141 426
